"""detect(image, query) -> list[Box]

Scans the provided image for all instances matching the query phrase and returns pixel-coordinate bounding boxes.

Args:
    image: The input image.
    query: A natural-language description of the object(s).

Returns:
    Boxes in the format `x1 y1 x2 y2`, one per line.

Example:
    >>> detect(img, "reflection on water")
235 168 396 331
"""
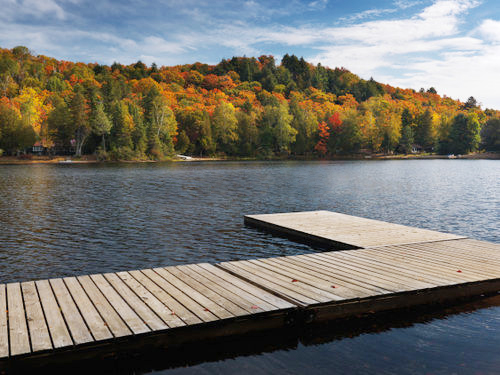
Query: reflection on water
14 294 500 375
0 160 499 374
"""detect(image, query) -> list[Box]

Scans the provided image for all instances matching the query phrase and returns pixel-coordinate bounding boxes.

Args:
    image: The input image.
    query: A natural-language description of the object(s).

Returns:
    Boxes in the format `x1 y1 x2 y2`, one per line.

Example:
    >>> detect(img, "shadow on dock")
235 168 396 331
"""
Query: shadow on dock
6 293 499 375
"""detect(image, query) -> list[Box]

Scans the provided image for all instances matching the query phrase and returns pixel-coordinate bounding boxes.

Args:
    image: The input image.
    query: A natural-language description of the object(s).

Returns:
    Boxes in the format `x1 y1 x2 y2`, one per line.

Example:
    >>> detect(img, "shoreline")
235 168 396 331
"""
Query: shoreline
0 152 498 165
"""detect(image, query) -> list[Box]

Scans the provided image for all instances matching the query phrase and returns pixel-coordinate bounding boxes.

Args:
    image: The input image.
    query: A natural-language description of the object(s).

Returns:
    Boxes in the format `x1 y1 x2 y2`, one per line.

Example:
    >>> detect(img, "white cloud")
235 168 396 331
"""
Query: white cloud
477 19 500 42
0 0 499 108
0 0 66 20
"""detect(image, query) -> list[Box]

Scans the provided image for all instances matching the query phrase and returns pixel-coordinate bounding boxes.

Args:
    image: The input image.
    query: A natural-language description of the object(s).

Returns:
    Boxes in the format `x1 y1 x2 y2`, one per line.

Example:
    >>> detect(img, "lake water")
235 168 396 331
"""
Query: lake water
0 160 499 374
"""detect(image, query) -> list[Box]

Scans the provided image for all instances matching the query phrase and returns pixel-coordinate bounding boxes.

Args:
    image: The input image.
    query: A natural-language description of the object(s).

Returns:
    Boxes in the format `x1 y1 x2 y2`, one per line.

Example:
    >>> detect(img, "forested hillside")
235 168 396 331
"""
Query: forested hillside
0 46 498 159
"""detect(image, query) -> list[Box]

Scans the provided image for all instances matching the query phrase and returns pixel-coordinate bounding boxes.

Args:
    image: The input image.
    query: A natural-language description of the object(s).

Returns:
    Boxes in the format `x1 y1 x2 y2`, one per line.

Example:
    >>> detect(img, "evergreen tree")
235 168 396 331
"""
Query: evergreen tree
91 102 112 151
415 109 433 151
449 113 481 154
480 118 500 151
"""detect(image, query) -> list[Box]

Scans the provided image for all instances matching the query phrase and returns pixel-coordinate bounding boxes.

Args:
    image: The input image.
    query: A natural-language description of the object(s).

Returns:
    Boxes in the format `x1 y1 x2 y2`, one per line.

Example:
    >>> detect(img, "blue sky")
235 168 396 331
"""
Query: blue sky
1 0 500 108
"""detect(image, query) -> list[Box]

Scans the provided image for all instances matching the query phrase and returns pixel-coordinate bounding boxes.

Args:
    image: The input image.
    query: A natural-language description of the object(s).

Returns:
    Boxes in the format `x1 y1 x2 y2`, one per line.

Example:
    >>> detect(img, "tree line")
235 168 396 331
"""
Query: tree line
0 46 499 159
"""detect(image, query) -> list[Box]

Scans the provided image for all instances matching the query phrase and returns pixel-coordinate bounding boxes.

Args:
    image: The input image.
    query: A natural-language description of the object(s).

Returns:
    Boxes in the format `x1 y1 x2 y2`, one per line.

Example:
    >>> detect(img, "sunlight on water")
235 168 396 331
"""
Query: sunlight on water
0 159 498 374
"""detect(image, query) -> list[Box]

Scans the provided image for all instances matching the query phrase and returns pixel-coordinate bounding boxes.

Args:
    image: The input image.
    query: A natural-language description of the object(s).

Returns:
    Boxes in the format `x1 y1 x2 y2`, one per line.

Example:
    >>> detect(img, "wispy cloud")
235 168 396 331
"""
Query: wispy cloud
308 0 328 11
0 0 499 107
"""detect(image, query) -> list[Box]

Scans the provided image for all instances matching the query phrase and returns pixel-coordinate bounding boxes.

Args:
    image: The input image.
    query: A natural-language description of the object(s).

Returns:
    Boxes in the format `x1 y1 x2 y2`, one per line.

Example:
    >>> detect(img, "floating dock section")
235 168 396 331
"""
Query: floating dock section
1 211 499 369
244 210 466 248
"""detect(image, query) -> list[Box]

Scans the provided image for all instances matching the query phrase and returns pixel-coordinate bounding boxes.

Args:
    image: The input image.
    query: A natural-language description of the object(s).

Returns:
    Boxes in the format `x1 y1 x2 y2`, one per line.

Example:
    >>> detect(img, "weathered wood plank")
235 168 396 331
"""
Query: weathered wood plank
219 262 320 306
169 266 249 316
141 269 217 323
297 253 407 292
185 264 272 313
330 251 452 286
77 275 131 338
284 255 391 294
154 267 234 320
103 273 168 331
7 283 30 356
317 252 437 288
233 260 337 303
375 246 491 281
90 274 150 335
0 284 8 359
129 270 202 326
49 278 93 345
116 271 185 328
63 277 112 341
247 259 345 301
260 257 373 299
21 281 52 352
198 263 295 309
36 279 73 349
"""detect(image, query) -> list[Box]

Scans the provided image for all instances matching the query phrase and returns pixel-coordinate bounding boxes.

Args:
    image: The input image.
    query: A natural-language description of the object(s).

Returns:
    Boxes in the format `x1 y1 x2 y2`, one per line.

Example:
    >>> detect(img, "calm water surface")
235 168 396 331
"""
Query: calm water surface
0 160 499 374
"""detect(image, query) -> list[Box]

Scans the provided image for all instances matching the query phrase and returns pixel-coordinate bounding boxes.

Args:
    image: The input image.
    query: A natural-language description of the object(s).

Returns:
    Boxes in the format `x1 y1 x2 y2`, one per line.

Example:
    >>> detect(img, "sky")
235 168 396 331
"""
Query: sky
1 0 500 108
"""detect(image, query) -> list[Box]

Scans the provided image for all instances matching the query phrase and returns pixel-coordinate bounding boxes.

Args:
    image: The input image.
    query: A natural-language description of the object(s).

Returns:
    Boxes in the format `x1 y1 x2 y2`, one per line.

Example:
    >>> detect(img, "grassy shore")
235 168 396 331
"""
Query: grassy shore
0 152 498 165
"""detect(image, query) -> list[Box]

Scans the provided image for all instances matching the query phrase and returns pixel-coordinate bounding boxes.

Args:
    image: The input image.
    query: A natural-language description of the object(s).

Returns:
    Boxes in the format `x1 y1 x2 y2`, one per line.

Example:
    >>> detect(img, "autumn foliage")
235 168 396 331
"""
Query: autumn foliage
0 46 498 159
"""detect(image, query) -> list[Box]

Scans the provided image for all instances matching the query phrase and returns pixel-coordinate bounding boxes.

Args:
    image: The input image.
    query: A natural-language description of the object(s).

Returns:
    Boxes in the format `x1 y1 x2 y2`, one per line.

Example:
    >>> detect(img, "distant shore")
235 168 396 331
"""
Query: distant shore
0 152 498 165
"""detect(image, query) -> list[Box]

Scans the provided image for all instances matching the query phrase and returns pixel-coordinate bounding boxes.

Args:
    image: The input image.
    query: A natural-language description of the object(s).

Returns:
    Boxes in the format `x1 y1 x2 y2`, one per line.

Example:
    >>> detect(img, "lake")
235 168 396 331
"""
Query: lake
0 160 499 374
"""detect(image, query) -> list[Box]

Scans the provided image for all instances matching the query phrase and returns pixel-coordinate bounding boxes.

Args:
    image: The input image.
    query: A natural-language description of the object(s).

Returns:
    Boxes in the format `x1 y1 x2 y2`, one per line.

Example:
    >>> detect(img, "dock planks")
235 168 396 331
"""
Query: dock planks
244 210 466 248
0 263 295 364
219 238 500 321
1 211 498 369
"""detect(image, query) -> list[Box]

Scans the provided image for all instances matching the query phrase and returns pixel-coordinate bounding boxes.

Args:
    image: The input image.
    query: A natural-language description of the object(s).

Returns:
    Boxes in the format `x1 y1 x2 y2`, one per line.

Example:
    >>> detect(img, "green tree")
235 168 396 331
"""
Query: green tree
236 110 258 156
289 97 317 155
212 101 238 154
91 102 112 151
480 118 500 152
399 124 414 154
332 109 362 154
0 103 35 155
149 95 177 155
48 96 73 148
415 109 433 151
110 100 134 154
261 102 296 154
449 113 481 154
129 101 147 156
199 111 215 156
69 92 90 156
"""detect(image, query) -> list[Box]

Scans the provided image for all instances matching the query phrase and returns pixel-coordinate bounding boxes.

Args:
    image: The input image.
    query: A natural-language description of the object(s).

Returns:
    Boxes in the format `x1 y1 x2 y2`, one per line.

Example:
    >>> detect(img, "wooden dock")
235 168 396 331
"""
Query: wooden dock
220 238 500 321
244 210 466 248
0 264 295 365
1 211 499 369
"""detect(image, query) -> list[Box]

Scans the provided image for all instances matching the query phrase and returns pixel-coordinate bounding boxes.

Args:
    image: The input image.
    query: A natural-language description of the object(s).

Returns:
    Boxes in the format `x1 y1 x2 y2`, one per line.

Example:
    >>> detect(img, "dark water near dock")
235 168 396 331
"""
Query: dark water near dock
1 160 499 374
